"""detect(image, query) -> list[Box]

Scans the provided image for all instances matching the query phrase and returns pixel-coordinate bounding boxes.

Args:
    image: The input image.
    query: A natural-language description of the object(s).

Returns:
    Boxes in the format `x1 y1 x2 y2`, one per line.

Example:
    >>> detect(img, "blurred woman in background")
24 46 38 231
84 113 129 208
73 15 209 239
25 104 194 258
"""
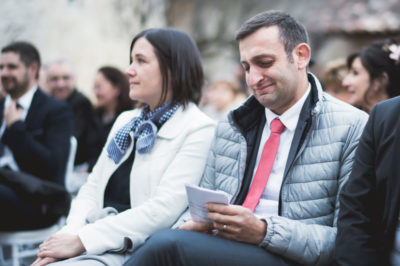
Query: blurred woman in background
321 58 351 103
90 66 133 169
342 37 400 113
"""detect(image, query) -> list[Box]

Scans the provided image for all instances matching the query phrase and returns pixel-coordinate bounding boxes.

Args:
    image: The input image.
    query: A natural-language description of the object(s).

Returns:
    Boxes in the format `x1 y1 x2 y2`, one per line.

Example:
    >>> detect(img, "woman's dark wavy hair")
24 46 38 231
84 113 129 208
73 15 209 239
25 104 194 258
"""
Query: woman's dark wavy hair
97 66 133 115
130 28 204 108
346 37 400 102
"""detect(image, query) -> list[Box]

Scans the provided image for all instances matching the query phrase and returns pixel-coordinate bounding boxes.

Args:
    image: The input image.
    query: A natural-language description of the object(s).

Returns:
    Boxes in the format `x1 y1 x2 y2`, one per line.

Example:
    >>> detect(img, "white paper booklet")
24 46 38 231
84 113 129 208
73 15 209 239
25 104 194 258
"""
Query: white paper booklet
185 184 229 222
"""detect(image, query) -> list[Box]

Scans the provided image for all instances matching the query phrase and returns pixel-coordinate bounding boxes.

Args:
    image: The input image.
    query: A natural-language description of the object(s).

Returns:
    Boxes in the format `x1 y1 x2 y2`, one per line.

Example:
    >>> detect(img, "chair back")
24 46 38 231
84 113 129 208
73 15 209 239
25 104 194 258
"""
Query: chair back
65 136 77 182
0 137 76 266
0 218 65 266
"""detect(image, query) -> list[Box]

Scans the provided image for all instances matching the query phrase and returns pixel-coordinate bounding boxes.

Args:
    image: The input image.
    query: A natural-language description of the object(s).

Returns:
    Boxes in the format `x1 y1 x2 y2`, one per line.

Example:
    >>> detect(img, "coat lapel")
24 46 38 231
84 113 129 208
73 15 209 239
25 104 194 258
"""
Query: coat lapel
0 99 4 123
386 114 400 233
24 89 45 129
157 104 187 140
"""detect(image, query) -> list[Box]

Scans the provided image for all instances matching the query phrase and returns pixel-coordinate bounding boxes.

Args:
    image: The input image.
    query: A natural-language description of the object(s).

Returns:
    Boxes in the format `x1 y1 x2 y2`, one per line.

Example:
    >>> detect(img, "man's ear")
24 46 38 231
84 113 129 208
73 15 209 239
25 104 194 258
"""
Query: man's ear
28 62 39 80
293 43 311 70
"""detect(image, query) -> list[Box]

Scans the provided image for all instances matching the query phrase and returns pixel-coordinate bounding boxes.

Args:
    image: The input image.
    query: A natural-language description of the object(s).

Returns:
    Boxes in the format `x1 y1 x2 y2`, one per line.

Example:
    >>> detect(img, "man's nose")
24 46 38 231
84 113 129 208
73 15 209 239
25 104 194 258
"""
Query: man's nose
0 67 10 77
247 68 263 87
56 78 66 87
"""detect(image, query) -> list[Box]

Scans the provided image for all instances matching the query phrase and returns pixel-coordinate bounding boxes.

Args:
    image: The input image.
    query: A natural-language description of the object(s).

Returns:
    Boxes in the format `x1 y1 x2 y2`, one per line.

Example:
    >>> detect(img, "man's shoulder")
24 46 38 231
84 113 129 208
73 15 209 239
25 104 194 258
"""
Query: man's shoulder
318 93 369 123
68 89 93 108
372 96 400 116
367 97 400 132
33 88 71 113
213 116 243 146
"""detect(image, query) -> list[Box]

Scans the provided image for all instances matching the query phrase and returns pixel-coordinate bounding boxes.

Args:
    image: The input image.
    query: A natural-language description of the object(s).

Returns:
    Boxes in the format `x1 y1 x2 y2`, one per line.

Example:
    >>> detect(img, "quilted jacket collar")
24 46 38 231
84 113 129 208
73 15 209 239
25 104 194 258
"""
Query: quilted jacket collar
230 73 320 134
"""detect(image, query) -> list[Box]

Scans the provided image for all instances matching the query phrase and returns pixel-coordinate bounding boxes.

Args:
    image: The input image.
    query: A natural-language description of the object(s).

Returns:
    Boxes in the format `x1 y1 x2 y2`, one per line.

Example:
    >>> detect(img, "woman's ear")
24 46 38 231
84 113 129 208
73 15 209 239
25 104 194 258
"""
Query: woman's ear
372 72 389 93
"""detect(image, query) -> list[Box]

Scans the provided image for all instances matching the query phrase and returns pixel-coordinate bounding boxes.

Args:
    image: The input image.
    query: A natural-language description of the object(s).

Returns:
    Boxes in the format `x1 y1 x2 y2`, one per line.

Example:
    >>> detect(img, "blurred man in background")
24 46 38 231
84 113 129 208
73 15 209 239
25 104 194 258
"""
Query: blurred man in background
46 60 97 167
0 41 72 230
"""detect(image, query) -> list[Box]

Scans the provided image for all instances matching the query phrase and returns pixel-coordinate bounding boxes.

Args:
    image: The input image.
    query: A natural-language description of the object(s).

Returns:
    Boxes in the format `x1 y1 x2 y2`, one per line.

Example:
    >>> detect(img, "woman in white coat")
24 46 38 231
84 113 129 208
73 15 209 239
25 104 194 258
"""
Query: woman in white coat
32 28 216 266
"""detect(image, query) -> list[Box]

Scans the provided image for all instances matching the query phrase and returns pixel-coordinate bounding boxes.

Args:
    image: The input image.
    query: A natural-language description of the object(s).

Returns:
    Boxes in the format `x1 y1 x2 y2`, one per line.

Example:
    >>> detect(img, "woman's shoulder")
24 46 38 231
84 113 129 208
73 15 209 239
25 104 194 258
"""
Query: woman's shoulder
179 102 217 126
113 109 141 125
157 103 216 139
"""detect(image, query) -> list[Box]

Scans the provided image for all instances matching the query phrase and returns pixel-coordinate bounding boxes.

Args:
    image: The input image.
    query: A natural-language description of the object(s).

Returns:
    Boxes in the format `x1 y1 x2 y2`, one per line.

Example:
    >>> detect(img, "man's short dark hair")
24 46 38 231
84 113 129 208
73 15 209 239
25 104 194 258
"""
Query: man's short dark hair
236 10 309 62
130 28 204 108
1 41 41 79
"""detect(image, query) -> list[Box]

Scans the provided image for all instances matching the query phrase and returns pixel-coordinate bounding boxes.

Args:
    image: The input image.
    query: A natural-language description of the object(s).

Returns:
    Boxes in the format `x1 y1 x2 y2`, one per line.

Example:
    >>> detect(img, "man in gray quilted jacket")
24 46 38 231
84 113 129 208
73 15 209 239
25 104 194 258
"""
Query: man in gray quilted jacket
124 10 368 266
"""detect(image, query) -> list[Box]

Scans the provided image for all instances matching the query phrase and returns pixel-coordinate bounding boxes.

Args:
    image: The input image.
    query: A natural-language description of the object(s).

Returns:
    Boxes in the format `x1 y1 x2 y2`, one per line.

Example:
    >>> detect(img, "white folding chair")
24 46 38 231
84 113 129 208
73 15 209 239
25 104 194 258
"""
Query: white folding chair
0 137 77 266
65 136 78 190
65 136 89 195
0 218 64 266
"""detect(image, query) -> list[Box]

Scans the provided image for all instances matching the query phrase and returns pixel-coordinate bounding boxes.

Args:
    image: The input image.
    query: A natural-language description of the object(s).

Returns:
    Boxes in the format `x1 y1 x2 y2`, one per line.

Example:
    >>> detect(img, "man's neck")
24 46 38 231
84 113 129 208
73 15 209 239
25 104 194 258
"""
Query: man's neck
10 81 36 100
272 74 309 116
295 74 310 102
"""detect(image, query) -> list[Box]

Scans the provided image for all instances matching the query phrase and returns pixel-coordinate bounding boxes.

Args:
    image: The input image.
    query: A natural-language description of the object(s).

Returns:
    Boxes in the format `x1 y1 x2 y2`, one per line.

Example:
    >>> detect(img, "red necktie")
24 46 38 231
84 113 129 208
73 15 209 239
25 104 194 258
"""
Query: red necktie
242 118 285 212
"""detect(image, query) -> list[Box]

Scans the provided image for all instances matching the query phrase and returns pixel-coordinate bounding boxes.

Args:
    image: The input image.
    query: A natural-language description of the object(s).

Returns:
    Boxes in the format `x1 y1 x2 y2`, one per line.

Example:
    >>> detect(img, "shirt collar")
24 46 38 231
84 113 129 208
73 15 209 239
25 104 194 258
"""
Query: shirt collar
4 85 38 110
265 83 311 132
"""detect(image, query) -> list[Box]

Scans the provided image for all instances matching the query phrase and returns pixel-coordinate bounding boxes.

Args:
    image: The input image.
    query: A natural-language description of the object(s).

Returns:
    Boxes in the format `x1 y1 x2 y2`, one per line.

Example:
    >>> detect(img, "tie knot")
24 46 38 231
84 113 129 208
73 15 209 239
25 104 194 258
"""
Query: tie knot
270 119 285 134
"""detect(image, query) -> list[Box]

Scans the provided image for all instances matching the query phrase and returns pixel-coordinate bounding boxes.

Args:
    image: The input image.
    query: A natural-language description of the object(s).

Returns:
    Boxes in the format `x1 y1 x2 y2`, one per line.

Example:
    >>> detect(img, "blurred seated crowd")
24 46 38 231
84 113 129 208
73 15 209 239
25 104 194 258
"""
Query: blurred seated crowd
0 9 400 266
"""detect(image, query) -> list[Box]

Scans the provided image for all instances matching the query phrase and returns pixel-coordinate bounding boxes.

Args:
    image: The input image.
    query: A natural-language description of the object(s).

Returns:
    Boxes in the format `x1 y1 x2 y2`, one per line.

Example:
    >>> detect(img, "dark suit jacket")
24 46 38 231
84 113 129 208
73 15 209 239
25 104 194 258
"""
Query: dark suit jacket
335 96 400 266
66 89 97 165
0 88 73 186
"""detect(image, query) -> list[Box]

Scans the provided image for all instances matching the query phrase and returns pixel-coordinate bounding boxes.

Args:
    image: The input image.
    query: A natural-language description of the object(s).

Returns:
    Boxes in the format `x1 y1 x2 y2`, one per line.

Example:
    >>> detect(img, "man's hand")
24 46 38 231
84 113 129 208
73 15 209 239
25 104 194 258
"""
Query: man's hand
4 100 23 127
206 203 267 245
179 220 214 234
31 234 86 266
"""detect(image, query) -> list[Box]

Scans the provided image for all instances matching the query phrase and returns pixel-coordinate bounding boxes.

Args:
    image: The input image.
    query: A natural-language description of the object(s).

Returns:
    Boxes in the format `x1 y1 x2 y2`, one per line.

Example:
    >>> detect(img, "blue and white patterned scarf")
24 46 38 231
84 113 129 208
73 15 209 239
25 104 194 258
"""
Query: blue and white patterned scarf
107 102 180 164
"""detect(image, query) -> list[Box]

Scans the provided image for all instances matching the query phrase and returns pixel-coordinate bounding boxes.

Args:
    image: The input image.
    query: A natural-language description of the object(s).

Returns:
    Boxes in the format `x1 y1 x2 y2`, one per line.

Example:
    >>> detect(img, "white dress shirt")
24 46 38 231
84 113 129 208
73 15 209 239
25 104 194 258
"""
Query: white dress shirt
253 84 311 219
0 85 38 170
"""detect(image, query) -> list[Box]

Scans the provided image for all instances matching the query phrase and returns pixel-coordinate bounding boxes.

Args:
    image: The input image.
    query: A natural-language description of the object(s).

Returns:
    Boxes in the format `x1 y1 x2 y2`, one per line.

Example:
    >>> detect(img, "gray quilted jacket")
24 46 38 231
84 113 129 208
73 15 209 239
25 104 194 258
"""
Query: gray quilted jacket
175 74 368 265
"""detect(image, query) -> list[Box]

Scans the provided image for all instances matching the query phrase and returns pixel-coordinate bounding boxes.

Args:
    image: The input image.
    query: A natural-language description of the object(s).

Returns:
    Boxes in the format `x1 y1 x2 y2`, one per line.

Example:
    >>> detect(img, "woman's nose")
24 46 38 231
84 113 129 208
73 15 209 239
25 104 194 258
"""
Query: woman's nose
342 74 351 87
125 64 136 77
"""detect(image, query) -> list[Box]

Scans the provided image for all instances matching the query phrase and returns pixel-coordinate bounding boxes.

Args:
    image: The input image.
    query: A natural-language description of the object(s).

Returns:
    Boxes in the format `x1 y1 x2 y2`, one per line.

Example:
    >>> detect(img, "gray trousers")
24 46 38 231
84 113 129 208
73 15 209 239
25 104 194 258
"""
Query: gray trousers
123 229 297 266
49 252 131 266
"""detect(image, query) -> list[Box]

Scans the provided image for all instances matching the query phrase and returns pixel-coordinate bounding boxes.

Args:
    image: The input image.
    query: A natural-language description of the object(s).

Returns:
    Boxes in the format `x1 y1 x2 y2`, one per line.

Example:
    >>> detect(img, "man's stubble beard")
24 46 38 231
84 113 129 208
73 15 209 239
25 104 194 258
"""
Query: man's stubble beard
2 71 30 98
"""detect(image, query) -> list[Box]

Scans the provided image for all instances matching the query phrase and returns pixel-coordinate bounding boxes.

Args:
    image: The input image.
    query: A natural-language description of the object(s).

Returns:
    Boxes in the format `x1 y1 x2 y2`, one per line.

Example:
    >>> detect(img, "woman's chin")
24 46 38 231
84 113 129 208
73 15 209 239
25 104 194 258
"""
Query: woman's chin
347 97 360 107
